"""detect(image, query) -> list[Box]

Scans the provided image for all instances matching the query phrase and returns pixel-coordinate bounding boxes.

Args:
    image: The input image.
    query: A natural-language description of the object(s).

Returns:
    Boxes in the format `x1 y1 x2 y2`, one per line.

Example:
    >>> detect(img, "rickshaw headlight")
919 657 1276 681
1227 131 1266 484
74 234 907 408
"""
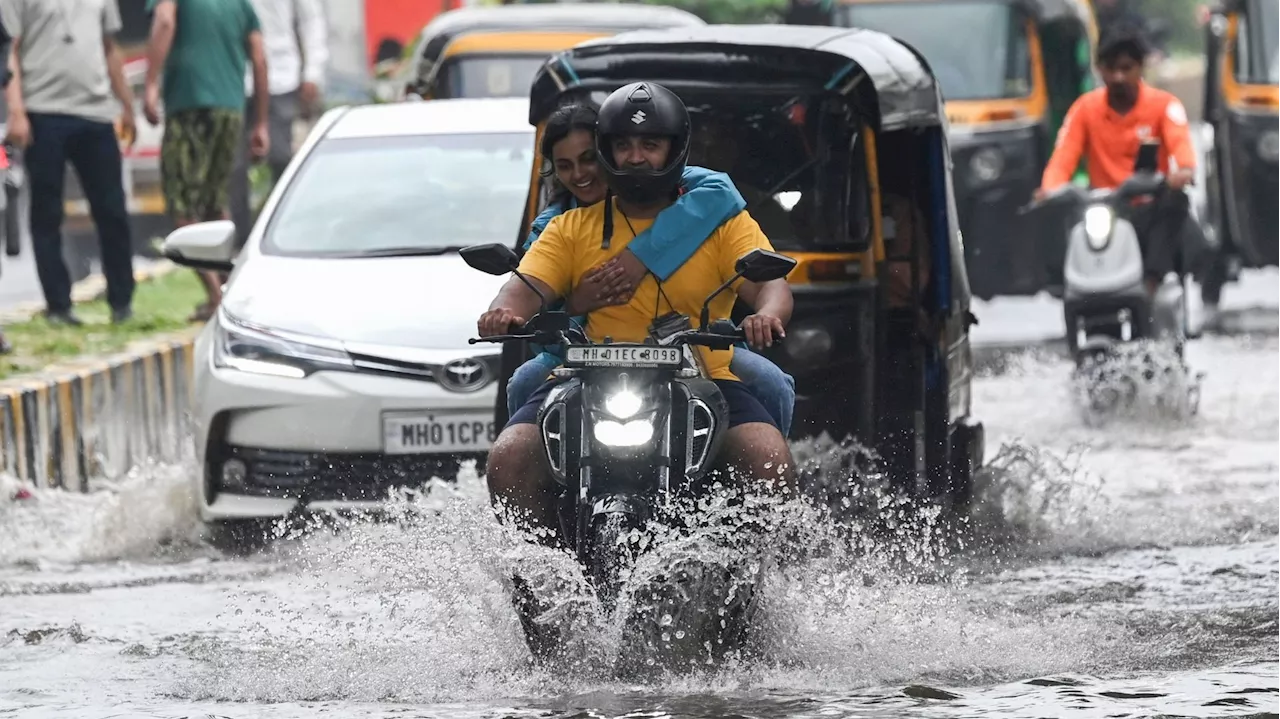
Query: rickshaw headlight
969 147 1004 183
1084 205 1114 251
1258 131 1279 164
784 325 833 365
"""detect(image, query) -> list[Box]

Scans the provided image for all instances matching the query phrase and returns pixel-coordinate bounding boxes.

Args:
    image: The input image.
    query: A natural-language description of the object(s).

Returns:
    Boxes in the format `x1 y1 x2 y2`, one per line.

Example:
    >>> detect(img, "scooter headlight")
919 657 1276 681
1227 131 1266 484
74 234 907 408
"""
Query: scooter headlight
1084 205 1114 251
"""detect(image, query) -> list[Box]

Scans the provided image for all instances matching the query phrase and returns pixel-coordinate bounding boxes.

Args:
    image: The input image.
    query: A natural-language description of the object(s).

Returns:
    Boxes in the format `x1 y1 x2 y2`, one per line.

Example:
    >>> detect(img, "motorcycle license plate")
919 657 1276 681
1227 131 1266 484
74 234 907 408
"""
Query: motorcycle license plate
382 412 496 454
565 345 681 368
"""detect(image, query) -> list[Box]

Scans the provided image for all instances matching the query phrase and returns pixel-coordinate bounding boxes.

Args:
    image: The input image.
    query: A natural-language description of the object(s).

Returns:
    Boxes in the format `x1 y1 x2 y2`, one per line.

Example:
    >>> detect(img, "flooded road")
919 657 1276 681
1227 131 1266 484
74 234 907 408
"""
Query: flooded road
1 275 1276 719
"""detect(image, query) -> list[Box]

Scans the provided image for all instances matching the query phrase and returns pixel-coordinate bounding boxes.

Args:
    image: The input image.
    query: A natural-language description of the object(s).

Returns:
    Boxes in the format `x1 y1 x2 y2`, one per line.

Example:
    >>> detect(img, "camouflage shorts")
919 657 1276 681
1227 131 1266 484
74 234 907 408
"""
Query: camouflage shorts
160 108 243 222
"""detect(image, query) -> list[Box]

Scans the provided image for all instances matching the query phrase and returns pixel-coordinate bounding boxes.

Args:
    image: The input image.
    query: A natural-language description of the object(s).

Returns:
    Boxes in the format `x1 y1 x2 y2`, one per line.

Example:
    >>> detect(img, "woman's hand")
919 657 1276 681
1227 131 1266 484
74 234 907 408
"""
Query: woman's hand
566 261 634 315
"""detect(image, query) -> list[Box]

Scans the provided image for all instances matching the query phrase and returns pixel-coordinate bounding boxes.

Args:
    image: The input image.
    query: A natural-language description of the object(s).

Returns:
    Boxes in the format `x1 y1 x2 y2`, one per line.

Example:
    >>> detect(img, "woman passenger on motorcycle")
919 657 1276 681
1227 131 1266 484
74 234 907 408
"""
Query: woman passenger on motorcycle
506 102 797 435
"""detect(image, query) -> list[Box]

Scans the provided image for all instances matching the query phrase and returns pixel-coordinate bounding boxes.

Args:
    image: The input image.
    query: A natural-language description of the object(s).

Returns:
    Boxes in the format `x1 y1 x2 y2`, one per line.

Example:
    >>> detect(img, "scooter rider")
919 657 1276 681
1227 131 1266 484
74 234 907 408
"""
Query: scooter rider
478 81 796 539
1036 28 1209 299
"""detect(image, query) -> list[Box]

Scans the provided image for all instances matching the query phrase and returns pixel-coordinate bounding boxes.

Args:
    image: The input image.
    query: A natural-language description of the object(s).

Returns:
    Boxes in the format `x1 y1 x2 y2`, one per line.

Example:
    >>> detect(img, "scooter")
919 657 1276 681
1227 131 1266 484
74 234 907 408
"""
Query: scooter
1026 144 1202 419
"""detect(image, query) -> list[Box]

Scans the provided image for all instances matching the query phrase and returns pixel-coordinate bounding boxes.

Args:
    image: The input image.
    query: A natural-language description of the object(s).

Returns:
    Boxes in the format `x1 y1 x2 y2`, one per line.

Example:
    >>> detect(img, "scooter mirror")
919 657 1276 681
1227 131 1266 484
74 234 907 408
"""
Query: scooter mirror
735 249 798 283
460 243 519 276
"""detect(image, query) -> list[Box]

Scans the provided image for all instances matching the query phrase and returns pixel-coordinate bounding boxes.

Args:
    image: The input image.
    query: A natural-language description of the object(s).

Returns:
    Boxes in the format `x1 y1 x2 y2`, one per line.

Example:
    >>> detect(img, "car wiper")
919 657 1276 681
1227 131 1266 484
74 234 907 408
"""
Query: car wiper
327 246 468 258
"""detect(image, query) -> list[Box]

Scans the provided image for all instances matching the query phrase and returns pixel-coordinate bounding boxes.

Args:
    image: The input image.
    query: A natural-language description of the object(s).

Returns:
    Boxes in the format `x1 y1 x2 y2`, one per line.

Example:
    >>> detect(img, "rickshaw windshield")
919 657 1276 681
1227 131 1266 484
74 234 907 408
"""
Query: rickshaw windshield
837 1 1032 100
438 54 547 98
1239 2 1280 83
683 96 862 252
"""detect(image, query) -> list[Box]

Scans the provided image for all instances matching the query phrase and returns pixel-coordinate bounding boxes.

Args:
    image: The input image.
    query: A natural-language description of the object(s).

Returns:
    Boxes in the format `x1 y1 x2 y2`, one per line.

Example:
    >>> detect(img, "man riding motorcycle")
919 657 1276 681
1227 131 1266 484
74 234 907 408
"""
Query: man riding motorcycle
478 81 796 540
1036 28 1209 299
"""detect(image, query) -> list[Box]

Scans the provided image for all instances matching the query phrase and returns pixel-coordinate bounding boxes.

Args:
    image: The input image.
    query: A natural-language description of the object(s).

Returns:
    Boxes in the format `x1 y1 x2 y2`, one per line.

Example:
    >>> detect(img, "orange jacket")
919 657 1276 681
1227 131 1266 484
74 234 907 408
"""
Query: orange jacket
1041 83 1196 191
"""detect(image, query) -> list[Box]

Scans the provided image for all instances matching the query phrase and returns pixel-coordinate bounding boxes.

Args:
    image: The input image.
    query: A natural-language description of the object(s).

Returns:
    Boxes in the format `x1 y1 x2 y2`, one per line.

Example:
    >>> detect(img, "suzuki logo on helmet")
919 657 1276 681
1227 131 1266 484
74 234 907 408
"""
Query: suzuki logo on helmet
631 110 647 125
438 358 488 392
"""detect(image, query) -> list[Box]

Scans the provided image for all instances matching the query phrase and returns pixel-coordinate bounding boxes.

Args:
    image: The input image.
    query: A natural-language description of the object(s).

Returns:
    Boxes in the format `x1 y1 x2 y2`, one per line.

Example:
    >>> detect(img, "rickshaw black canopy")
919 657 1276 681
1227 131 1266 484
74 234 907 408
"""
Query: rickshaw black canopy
528 25 943 132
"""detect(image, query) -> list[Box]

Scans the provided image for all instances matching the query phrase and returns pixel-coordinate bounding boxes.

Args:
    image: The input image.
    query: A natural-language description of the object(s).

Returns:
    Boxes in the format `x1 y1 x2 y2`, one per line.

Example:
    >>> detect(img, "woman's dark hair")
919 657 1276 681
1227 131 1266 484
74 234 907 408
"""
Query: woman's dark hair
1097 27 1149 67
540 102 599 209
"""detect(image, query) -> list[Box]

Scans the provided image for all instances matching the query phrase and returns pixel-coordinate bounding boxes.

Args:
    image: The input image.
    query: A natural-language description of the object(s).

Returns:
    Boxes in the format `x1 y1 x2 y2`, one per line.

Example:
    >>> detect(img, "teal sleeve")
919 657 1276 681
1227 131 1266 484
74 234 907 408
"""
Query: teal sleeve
628 166 747 281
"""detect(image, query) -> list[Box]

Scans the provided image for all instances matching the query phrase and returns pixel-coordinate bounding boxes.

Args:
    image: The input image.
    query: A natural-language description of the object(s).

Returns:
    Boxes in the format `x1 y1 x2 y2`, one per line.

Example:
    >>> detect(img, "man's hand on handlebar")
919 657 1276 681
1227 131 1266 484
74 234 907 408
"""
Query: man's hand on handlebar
478 308 525 337
741 312 785 350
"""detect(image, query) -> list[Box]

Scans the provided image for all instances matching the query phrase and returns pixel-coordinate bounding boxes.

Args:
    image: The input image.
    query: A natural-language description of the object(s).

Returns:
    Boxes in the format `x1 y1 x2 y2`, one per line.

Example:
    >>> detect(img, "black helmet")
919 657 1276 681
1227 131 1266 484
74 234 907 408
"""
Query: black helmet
594 81 690 205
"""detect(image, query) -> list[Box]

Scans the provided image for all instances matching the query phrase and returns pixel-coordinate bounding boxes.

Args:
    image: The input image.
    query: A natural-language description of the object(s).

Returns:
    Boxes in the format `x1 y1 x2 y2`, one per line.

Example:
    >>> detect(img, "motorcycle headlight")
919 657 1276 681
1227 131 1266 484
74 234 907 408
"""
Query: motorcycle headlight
1083 205 1114 251
969 147 1004 183
214 310 353 379
593 417 655 447
1258 130 1279 164
604 388 644 419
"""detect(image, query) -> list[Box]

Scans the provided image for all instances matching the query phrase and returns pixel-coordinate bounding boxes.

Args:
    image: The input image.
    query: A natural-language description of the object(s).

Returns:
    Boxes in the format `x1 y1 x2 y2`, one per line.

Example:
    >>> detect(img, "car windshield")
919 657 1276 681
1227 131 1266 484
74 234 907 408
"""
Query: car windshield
438 55 548 98
838 1 1032 100
263 132 533 257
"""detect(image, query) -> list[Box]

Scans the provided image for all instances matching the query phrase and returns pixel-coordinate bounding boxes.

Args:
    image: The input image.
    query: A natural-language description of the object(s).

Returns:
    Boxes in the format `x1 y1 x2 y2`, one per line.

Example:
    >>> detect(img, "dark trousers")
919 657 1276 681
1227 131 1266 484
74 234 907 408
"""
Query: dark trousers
26 113 135 313
1130 188 1210 284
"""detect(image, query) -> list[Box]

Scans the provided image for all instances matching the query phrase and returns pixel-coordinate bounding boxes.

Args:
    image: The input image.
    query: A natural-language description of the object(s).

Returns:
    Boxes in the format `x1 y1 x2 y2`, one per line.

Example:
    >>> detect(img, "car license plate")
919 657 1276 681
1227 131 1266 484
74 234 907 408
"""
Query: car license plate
565 345 681 368
382 412 496 454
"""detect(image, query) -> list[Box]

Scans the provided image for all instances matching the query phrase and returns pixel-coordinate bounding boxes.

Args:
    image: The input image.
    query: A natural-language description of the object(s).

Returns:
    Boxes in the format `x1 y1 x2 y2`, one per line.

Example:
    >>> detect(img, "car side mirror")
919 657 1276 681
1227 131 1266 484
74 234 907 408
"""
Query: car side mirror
735 249 798 283
161 220 237 273
460 242 519 276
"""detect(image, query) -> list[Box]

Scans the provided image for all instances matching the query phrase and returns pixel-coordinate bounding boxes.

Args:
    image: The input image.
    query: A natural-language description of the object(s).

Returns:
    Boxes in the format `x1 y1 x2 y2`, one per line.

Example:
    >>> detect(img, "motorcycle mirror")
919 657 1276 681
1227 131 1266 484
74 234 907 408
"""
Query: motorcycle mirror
697 250 797 329
460 242 549 313
459 243 519 276
735 249 798 283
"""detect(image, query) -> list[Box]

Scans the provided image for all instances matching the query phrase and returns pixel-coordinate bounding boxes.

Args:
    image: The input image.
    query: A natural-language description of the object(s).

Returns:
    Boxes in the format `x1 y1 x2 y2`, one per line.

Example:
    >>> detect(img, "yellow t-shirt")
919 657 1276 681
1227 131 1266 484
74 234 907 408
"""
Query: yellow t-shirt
519 203 774 381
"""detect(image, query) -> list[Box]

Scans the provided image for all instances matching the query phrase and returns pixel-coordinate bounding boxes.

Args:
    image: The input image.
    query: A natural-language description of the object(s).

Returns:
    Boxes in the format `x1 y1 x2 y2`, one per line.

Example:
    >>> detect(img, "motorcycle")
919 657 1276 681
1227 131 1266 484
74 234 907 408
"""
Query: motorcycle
460 242 797 669
1025 144 1202 419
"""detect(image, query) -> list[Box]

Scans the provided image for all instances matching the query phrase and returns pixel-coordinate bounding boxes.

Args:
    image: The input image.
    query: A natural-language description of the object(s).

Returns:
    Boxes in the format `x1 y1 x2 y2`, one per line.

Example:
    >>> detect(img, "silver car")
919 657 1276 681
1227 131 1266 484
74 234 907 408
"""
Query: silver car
161 97 534 541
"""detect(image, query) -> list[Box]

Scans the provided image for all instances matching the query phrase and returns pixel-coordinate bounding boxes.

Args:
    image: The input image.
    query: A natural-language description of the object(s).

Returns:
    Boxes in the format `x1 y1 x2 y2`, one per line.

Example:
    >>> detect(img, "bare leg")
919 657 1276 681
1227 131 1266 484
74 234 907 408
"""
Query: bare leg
719 422 796 495
485 424 561 545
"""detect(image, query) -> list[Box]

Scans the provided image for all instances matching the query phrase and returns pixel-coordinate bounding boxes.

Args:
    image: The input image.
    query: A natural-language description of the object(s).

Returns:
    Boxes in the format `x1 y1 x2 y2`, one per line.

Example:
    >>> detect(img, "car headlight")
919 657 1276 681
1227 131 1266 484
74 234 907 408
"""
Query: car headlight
1083 205 1114 251
1258 130 1279 164
593 418 655 447
969 147 1004 183
214 309 353 379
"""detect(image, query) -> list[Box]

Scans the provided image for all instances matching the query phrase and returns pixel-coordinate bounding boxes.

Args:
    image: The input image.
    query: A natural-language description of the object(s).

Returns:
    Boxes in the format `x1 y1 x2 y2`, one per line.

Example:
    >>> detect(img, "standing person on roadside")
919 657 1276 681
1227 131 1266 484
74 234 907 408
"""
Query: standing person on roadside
228 0 328 249
143 0 269 323
2 0 138 326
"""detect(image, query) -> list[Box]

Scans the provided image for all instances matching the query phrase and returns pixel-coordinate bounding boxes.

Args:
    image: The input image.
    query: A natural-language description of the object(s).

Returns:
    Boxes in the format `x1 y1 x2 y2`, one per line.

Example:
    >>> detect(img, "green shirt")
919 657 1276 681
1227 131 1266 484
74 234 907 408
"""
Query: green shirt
146 0 260 114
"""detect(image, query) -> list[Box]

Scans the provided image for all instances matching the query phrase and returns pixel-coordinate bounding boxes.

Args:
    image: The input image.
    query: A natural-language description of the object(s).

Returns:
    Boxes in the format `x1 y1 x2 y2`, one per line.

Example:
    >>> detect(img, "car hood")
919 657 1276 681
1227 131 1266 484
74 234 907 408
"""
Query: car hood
222 254 509 350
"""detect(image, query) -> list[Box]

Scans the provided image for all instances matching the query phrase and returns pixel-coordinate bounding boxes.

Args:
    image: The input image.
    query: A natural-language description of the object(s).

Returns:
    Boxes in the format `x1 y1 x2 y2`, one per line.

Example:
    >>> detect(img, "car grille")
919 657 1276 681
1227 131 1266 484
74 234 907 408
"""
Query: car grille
224 447 482 502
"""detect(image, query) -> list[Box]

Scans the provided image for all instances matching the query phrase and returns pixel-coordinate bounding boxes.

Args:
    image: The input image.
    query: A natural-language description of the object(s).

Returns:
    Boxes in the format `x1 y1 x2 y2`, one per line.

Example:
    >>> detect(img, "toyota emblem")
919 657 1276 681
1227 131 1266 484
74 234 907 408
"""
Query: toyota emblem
439 358 488 392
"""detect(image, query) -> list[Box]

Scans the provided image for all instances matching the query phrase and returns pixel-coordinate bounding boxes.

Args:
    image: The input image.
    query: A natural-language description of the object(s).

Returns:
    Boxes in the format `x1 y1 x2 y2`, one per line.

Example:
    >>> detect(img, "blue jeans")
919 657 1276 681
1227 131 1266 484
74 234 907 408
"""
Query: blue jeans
505 347 796 436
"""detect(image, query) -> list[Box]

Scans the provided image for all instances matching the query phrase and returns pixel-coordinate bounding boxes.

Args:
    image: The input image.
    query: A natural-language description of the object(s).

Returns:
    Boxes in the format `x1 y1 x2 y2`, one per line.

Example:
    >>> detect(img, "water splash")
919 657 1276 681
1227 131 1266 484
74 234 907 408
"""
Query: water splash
0 459 204 568
1070 340 1202 428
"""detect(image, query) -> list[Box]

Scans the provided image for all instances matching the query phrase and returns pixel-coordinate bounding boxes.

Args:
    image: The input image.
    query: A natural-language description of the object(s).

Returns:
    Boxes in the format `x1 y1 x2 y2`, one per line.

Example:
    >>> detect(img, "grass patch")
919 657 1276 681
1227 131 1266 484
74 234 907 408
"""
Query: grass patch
0 268 206 380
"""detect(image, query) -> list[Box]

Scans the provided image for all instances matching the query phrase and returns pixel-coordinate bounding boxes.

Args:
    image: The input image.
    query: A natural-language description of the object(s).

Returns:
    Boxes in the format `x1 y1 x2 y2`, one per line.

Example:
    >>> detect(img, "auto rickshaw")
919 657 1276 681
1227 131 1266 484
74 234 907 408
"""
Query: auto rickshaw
1200 0 1278 306
501 24 986 507
784 0 1099 299
394 4 704 102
